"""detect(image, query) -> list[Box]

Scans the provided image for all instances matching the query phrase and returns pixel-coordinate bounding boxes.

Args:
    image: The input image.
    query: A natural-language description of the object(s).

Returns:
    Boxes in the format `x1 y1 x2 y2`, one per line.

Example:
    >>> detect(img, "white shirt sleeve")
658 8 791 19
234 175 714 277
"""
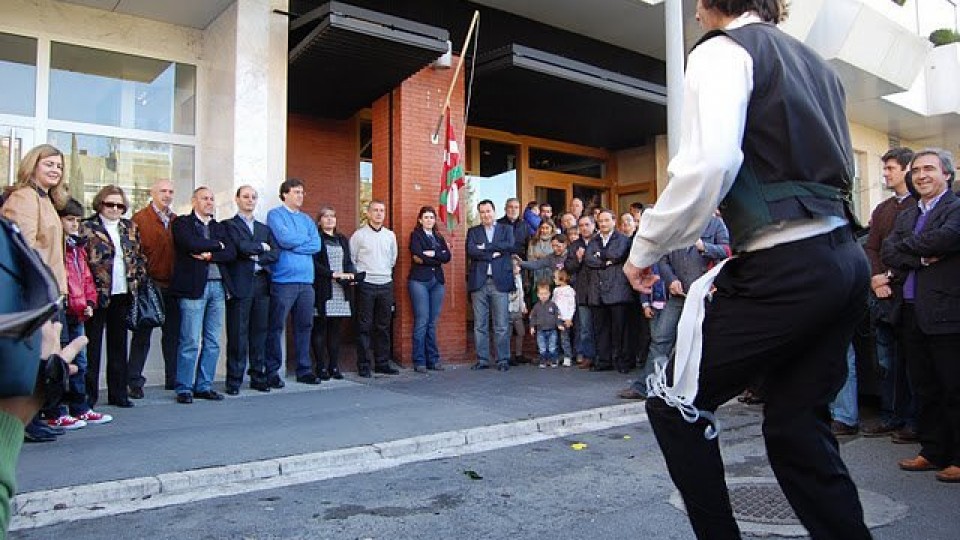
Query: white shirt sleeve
628 34 754 269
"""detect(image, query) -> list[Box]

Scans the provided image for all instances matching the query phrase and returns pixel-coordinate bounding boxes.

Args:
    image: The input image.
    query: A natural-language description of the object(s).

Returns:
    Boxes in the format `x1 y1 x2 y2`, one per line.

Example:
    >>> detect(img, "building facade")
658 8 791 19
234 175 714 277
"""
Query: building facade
1 0 957 377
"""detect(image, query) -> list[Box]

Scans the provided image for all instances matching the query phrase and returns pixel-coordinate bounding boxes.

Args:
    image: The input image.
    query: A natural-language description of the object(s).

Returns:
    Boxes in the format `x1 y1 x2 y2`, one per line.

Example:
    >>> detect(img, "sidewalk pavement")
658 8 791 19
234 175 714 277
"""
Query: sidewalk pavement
15 365 645 524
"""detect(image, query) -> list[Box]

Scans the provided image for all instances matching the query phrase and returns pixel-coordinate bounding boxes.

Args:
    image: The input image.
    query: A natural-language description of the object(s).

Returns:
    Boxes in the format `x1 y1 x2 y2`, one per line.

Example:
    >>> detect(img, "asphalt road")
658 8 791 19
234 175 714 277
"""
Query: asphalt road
14 406 959 540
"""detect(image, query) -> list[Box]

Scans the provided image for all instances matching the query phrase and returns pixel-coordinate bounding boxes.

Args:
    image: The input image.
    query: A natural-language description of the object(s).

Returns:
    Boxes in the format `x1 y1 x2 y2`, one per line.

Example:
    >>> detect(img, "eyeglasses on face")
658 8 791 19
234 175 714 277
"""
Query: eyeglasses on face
102 202 127 211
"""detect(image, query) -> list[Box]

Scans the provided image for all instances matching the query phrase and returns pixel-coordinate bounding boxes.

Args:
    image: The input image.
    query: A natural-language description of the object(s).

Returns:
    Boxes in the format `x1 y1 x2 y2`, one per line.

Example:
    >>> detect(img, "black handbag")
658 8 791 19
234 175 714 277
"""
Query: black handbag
126 277 165 331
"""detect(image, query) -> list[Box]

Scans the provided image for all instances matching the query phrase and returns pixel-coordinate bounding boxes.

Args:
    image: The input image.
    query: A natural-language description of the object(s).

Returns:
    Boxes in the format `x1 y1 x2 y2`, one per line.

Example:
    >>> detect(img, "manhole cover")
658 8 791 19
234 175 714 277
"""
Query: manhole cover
729 483 799 525
668 477 910 538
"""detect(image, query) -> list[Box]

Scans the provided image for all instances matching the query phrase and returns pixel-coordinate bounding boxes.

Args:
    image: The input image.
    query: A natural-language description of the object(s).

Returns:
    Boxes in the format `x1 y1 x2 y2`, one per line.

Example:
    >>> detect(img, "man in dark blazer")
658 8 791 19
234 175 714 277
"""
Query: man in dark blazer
170 187 236 404
223 186 279 395
881 148 960 483
466 199 515 371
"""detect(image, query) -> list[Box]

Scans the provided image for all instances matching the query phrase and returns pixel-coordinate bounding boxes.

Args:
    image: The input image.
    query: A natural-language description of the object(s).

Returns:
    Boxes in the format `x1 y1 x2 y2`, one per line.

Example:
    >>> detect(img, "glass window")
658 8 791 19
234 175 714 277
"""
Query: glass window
0 33 38 116
1 127 35 187
529 147 606 179
48 131 194 215
465 140 518 227
49 43 196 134
359 120 372 227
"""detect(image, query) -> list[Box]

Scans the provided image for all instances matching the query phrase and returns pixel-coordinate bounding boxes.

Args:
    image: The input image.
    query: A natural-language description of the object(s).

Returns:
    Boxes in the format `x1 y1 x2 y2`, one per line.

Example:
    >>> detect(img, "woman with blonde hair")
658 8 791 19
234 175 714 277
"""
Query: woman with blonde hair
1 144 69 295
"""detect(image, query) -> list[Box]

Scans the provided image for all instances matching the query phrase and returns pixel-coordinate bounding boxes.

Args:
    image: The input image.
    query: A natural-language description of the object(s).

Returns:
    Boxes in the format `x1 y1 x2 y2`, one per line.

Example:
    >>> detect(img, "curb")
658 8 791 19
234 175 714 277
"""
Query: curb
11 402 648 531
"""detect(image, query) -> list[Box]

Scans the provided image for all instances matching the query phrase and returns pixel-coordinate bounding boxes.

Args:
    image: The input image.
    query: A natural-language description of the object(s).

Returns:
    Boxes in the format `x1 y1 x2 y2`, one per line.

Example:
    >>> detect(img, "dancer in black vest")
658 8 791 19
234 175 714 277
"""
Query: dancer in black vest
624 1 871 538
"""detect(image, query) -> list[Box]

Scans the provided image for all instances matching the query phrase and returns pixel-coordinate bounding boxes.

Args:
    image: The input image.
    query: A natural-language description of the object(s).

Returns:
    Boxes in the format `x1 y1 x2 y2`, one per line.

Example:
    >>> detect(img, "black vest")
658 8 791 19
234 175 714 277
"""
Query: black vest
696 23 857 250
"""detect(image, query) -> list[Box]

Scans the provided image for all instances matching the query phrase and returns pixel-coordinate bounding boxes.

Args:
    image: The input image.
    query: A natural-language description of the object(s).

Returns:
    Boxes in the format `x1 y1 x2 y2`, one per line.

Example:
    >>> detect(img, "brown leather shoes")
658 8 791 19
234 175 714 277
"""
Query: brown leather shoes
935 465 960 483
898 455 939 471
578 359 593 370
891 427 919 444
617 387 646 400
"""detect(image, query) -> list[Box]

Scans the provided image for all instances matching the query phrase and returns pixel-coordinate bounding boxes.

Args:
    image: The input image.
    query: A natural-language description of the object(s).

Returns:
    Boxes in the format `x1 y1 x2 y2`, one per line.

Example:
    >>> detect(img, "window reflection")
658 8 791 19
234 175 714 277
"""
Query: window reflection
48 131 194 215
49 43 196 135
466 140 518 227
0 33 37 116
529 147 606 179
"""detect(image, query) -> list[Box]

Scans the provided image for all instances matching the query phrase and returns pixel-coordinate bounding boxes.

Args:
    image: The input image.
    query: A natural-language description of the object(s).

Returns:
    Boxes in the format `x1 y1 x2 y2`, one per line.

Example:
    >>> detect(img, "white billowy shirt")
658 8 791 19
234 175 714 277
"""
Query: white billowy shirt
627 12 844 269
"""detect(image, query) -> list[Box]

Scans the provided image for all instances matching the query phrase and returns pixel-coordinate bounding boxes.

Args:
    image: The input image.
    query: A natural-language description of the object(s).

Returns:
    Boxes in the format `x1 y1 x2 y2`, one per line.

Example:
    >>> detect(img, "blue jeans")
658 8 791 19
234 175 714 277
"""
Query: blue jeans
575 305 595 360
559 327 573 359
266 282 315 379
176 281 225 395
830 344 859 426
875 320 915 428
409 277 445 368
536 328 559 362
648 296 682 360
61 321 90 416
472 278 510 366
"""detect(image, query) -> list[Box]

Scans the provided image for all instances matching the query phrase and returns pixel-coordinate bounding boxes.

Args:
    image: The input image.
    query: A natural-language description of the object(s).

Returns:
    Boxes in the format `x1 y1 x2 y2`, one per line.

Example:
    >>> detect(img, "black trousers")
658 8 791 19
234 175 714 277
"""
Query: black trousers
128 286 180 390
355 282 394 369
311 314 348 375
646 228 872 540
85 294 131 406
900 304 960 467
591 303 627 370
225 273 271 389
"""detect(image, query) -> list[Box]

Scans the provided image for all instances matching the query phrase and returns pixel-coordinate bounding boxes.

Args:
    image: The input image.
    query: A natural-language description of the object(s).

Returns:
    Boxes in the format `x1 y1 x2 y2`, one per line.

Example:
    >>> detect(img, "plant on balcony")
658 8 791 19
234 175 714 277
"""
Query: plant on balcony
929 28 960 46
890 0 906 5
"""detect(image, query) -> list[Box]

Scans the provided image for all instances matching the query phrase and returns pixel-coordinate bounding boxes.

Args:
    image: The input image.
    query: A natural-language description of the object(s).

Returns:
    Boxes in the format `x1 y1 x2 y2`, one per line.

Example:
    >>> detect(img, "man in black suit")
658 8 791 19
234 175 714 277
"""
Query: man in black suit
882 148 960 483
169 187 236 404
223 186 279 395
466 199 515 371
496 197 529 258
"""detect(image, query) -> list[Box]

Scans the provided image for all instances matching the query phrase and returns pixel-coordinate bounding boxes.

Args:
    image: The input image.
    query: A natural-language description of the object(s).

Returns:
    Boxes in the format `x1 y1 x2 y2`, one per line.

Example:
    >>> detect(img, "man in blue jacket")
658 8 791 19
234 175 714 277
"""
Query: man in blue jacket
466 200 515 371
170 187 237 404
265 179 321 387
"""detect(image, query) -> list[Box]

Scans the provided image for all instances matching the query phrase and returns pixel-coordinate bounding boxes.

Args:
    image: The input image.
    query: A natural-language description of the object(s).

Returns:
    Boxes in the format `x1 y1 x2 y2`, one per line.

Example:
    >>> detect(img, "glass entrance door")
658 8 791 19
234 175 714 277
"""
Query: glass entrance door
0 126 35 187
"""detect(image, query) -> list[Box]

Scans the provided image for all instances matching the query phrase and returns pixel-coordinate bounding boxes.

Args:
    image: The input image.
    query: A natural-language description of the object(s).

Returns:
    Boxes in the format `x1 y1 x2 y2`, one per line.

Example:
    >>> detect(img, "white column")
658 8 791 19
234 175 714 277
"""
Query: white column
664 0 685 160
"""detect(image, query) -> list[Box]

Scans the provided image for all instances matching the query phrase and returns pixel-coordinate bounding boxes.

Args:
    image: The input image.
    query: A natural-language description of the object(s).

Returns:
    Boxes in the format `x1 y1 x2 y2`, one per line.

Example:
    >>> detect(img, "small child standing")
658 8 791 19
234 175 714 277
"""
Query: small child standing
44 198 112 429
528 282 562 368
552 269 576 366
508 258 528 365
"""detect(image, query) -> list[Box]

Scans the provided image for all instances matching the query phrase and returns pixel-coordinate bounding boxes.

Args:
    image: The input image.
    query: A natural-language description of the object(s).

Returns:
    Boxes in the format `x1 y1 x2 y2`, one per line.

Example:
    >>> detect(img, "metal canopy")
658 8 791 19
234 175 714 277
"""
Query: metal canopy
472 44 668 149
289 1 449 118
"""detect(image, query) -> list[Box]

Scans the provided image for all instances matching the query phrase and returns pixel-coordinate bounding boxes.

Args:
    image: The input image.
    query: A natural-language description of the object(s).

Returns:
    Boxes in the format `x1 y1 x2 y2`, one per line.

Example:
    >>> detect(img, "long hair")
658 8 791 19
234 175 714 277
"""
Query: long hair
414 206 445 244
10 144 69 210
316 205 338 236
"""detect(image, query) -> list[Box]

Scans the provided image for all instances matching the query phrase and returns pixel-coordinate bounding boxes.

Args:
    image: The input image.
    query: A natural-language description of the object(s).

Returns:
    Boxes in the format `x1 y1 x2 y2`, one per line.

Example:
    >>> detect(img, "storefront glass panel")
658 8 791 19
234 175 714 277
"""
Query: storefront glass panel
466 140 518 226
0 33 38 117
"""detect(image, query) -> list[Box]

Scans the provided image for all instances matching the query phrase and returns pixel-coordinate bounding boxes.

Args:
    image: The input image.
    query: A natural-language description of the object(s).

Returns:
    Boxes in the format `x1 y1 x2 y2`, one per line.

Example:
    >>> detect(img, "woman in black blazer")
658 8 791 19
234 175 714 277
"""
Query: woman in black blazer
311 206 356 380
408 206 452 373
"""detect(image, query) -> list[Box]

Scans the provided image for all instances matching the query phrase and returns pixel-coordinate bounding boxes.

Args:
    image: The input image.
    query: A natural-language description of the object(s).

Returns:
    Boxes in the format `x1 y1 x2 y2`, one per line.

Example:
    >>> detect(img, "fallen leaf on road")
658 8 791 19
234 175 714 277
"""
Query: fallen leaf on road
570 442 588 450
464 470 483 480
623 435 631 440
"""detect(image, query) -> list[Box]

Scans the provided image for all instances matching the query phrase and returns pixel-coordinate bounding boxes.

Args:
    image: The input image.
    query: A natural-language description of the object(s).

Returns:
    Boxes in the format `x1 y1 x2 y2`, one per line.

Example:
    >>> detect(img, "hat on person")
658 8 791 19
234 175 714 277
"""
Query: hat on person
58 197 84 218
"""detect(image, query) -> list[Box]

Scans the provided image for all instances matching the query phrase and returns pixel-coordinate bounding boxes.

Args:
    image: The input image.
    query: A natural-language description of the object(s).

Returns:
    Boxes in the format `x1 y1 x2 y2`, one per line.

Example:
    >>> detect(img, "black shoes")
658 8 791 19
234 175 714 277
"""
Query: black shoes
250 382 271 392
497 364 510 372
108 399 135 408
297 374 321 385
330 370 344 380
129 387 144 399
195 390 225 401
176 393 193 404
358 367 372 378
269 378 285 389
426 364 444 371
470 363 490 371
374 363 400 375
225 387 240 396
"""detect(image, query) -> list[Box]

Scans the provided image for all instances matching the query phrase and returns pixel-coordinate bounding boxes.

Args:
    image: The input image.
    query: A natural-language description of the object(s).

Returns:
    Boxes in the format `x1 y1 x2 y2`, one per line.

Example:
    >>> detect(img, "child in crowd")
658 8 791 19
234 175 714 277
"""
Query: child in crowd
523 201 540 235
508 258 528 365
44 198 112 429
552 269 576 366
565 226 579 246
529 282 562 368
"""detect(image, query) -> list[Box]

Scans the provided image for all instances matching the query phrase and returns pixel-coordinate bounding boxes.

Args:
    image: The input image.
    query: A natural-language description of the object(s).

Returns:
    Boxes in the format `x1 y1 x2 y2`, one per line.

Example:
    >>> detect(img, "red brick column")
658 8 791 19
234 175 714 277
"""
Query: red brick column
372 61 468 366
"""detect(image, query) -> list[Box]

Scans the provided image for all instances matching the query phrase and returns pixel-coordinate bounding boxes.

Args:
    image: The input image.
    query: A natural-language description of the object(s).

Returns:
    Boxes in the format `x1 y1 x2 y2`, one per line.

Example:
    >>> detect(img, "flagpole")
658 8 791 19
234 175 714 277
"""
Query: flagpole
431 10 480 144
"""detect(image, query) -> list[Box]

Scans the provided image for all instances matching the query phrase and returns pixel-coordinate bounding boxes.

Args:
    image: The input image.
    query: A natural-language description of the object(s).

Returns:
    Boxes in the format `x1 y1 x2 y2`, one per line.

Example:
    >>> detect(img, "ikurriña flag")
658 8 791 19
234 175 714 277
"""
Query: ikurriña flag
438 108 465 230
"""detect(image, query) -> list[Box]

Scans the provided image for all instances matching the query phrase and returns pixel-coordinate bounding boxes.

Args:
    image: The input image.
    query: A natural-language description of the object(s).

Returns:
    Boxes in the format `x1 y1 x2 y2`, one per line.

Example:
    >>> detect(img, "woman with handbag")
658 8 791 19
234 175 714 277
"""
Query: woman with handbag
82 185 145 408
311 206 356 380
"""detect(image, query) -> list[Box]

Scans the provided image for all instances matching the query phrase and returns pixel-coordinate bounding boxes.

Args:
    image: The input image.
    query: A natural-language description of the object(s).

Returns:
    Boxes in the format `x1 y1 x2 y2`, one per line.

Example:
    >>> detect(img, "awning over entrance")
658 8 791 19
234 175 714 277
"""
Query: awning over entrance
471 44 667 150
289 1 449 118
